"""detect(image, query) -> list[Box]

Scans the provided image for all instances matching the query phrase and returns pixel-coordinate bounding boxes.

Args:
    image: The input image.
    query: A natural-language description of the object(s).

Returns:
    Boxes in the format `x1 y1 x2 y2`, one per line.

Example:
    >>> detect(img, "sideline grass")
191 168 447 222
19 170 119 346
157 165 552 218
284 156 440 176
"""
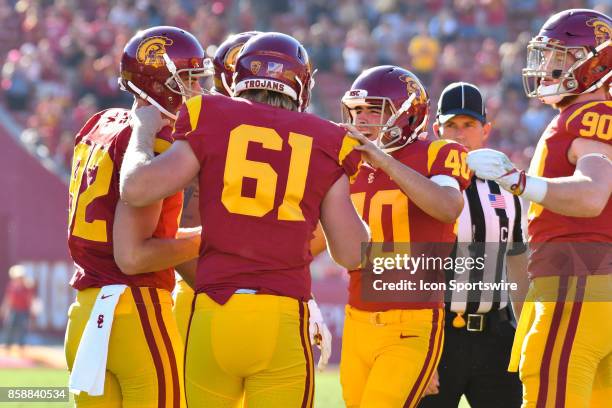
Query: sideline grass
315 368 470 407
0 368 72 407
0 368 470 407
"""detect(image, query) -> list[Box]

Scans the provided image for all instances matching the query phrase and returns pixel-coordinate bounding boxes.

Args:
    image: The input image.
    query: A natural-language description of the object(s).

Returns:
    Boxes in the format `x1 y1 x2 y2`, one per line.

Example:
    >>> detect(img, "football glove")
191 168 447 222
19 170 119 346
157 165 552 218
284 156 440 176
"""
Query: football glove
308 299 332 371
467 148 547 203
466 148 515 181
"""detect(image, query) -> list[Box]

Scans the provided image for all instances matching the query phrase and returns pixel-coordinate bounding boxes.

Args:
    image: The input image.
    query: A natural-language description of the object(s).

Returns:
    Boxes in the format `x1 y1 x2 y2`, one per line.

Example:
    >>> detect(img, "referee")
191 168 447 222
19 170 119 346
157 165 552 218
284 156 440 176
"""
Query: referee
418 82 529 408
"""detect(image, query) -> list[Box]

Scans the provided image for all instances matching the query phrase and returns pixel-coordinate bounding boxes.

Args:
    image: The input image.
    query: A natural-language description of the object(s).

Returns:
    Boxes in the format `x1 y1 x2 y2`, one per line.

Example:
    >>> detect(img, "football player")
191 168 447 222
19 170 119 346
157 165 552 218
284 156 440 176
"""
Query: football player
212 31 260 96
172 30 259 346
174 30 333 360
119 32 369 407
335 65 471 408
64 26 210 407
466 9 612 407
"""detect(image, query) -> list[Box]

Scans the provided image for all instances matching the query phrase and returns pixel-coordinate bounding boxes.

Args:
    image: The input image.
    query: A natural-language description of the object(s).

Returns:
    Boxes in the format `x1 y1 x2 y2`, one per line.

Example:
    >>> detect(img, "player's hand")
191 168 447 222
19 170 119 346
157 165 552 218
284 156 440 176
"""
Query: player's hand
307 299 332 371
466 148 516 180
467 148 523 193
423 370 440 396
340 123 393 170
131 105 170 136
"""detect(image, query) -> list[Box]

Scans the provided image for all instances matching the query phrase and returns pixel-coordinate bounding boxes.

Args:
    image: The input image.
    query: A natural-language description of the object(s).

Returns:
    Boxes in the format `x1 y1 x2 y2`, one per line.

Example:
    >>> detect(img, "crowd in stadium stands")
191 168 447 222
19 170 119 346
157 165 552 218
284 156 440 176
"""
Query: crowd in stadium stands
1 0 608 173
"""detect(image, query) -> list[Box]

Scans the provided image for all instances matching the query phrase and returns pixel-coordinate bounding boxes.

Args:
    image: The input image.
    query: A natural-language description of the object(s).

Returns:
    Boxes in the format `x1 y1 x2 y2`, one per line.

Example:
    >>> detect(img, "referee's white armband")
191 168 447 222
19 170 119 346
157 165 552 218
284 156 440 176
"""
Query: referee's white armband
430 175 460 190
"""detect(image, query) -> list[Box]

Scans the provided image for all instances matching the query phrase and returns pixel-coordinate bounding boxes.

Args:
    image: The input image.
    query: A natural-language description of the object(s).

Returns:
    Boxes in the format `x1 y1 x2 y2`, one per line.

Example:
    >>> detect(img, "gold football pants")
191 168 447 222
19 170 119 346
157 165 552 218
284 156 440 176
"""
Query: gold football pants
340 306 444 408
65 287 185 408
510 275 612 408
184 293 314 407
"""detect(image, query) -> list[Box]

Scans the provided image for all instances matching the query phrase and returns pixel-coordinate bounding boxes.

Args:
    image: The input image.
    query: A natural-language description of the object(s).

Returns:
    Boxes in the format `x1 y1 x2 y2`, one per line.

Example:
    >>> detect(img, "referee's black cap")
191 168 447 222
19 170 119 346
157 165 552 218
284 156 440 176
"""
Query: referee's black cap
437 82 486 124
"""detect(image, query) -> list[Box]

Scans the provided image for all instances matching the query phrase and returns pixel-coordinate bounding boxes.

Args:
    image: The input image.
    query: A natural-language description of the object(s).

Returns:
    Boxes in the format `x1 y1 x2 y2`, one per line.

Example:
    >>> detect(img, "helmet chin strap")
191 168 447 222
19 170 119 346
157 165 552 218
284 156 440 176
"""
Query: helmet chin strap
126 80 177 120
583 69 612 94
382 93 416 131
295 71 316 112
381 116 427 153
378 93 416 152
295 76 305 111
570 40 610 71
162 53 188 101
221 72 233 96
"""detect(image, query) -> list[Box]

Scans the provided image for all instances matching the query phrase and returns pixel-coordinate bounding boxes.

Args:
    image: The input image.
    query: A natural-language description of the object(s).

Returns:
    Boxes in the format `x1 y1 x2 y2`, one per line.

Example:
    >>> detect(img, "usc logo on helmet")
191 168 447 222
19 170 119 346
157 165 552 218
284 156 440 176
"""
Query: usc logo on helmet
587 18 611 45
136 36 174 68
398 75 425 103
250 61 262 75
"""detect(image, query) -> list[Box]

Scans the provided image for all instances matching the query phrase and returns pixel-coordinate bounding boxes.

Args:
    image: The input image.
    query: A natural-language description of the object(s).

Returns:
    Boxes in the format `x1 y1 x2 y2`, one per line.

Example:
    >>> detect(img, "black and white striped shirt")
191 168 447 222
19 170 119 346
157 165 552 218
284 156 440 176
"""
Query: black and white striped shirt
447 177 527 314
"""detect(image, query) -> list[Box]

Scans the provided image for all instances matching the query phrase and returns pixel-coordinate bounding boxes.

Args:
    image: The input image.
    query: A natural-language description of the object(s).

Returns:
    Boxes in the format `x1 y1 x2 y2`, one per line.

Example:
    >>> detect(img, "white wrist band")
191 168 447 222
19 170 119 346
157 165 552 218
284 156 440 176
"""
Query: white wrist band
522 176 548 203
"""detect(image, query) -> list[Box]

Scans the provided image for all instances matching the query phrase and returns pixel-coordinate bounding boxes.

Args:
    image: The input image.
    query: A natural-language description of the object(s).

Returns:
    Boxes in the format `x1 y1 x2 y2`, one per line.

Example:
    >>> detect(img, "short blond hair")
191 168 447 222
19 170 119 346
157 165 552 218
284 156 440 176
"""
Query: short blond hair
238 89 298 111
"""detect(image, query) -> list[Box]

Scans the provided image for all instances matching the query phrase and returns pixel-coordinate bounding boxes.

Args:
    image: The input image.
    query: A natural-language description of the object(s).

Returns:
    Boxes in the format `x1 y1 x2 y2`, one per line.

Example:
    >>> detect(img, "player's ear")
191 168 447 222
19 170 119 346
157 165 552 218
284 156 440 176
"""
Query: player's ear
151 81 165 95
432 121 442 138
482 121 492 142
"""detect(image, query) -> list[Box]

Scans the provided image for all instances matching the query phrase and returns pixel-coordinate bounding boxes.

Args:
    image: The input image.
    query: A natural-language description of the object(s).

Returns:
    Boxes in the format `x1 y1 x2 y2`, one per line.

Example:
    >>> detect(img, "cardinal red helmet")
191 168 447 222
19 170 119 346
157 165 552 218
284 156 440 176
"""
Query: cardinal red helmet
119 26 213 119
213 31 260 96
342 65 429 153
523 9 612 103
233 32 314 111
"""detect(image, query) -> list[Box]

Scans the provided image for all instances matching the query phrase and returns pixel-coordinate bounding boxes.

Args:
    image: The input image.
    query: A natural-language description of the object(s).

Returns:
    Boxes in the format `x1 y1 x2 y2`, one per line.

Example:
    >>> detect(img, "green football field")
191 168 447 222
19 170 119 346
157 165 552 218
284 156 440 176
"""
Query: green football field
0 368 470 407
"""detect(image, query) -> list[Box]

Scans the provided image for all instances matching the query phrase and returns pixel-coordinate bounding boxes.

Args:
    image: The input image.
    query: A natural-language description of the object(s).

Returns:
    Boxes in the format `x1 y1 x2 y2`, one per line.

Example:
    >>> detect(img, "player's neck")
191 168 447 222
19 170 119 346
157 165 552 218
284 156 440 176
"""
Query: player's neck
556 88 609 113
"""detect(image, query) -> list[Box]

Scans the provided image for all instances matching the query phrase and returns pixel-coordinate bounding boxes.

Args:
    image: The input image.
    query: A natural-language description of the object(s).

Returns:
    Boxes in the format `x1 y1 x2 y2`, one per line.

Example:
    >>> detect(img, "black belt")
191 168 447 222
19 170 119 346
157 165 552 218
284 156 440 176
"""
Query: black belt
445 307 511 332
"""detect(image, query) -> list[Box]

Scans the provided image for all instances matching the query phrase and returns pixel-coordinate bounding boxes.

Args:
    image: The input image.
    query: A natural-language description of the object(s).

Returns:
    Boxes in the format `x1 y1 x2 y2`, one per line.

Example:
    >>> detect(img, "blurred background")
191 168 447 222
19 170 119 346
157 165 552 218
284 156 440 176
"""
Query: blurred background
0 0 608 404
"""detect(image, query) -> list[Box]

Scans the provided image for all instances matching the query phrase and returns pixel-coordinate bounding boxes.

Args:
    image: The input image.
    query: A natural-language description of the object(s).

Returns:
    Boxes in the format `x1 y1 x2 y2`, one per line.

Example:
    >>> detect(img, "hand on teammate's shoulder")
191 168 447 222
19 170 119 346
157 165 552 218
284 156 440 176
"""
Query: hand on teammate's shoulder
339 123 392 170
130 104 170 135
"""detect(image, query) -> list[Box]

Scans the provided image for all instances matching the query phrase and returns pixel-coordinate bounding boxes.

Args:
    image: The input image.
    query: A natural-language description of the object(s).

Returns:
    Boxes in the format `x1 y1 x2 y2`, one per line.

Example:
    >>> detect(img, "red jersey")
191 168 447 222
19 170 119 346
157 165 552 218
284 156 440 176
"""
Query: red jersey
68 109 182 291
4 280 34 312
527 100 612 278
348 139 471 311
173 94 361 304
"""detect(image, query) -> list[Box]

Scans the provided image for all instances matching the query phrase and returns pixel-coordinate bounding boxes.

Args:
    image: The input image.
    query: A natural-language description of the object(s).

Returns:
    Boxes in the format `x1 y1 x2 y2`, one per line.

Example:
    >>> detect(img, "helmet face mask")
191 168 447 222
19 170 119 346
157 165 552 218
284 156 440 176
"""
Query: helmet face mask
522 9 612 104
342 96 392 140
523 39 587 103
342 96 416 151
119 26 214 120
164 61 214 99
341 66 429 153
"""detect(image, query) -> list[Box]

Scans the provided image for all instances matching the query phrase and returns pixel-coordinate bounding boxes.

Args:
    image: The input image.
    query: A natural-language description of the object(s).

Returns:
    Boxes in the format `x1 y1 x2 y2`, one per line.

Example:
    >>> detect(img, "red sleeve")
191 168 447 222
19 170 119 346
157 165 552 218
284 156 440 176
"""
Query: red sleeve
427 140 471 191
74 111 104 145
564 101 612 146
3 281 13 300
172 96 207 163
